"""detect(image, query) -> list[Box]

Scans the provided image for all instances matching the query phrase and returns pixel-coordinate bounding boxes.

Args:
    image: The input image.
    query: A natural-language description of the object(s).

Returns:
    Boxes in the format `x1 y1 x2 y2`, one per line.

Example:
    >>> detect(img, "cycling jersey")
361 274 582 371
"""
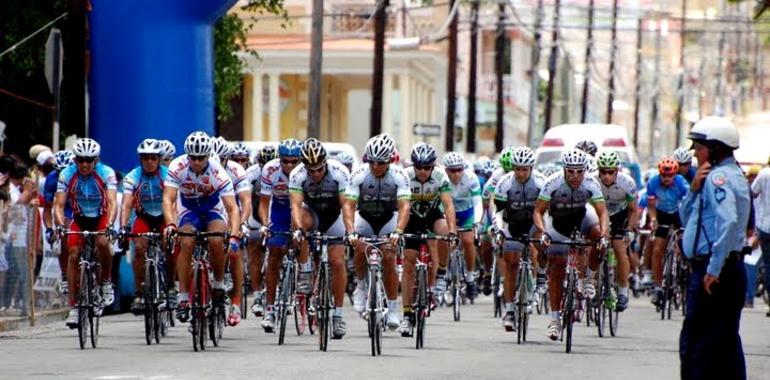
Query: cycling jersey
44 169 72 219
482 167 508 200
57 162 118 218
223 161 250 195
646 174 689 214
594 171 637 216
260 158 294 246
449 170 483 229
346 164 411 232
245 164 262 226
165 155 234 225
123 166 168 218
539 172 604 236
289 160 349 231
405 165 452 219
494 172 544 236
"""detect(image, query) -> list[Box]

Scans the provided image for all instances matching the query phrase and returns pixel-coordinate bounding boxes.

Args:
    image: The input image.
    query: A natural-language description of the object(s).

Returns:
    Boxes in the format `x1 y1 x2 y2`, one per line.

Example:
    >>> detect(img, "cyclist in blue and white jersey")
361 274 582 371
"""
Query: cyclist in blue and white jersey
43 150 74 295
674 147 697 184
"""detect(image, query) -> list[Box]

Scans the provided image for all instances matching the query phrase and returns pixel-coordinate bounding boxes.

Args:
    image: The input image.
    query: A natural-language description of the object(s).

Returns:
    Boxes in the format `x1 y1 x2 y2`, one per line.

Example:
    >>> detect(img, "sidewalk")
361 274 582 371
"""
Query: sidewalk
0 307 68 332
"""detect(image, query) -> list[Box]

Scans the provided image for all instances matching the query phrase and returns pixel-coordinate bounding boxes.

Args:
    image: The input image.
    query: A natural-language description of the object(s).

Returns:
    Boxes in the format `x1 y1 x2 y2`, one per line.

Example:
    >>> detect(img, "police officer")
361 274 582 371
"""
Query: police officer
679 116 750 380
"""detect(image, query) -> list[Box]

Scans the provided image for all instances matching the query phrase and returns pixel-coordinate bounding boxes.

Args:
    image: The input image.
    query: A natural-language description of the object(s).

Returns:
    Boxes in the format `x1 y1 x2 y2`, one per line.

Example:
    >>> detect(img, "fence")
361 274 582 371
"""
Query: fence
0 199 68 327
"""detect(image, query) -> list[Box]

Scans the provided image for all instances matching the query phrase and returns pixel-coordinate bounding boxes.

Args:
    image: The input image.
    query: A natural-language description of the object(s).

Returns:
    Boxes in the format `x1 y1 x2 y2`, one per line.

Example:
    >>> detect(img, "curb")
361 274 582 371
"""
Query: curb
0 309 69 332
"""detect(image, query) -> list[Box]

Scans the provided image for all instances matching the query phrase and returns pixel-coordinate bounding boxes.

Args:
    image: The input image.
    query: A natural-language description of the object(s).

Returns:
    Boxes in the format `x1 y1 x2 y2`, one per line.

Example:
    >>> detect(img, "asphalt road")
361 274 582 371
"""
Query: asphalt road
1 296 769 380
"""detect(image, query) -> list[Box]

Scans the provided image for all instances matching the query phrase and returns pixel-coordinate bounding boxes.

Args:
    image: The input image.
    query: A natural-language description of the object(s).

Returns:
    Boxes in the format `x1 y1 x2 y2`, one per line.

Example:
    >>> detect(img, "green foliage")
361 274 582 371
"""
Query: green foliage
214 0 287 122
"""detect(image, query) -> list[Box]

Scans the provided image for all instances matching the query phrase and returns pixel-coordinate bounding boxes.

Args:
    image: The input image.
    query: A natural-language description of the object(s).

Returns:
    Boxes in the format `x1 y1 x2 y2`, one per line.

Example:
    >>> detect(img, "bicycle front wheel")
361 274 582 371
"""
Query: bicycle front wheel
563 271 576 354
415 266 427 349
318 264 330 351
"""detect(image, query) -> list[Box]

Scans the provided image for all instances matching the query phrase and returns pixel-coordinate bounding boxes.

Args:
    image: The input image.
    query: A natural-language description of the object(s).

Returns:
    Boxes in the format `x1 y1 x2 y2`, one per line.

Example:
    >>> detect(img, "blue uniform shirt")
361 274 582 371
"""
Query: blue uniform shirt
681 165 697 184
646 174 689 213
680 157 750 277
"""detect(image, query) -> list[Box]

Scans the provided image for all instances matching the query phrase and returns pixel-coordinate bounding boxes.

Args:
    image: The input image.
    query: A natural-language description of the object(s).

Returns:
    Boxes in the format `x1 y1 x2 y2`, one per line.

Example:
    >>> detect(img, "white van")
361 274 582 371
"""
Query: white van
534 124 639 165
241 141 361 168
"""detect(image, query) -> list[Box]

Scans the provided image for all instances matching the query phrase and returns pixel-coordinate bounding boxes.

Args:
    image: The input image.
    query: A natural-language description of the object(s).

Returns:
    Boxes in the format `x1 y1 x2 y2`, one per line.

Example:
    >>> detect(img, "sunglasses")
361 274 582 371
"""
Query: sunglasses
566 168 585 176
232 157 250 163
447 168 464 173
188 155 208 162
140 154 160 161
415 165 434 171
369 161 388 167
281 159 299 165
76 157 95 164
599 169 617 175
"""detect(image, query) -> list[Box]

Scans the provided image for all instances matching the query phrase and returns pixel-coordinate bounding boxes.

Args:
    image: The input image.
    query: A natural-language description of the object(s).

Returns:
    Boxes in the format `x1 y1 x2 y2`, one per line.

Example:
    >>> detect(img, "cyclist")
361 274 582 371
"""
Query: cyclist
120 139 169 315
576 140 599 175
344 133 410 331
257 144 278 167
442 152 483 300
533 148 609 341
259 138 311 332
159 140 176 167
54 138 119 328
398 143 456 336
333 151 355 173
594 150 639 311
288 138 351 339
646 157 689 306
162 131 242 323
244 154 266 317
492 146 544 331
211 136 250 326
479 147 515 295
43 150 75 295
673 147 696 184
230 142 253 170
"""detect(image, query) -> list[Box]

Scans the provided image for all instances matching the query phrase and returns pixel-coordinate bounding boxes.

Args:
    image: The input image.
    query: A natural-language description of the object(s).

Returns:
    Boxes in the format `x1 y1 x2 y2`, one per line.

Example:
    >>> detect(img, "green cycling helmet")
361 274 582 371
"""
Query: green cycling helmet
596 150 621 169
499 147 515 172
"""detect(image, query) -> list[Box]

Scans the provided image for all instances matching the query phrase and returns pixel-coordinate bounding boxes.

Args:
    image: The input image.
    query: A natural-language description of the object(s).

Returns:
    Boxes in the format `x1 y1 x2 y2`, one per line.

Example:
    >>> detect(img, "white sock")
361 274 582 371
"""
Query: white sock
505 302 515 312
178 293 190 303
356 279 366 290
585 268 594 279
334 308 343 317
387 299 398 312
619 287 629 297
300 261 313 272
211 280 225 290
537 267 547 275
551 311 560 320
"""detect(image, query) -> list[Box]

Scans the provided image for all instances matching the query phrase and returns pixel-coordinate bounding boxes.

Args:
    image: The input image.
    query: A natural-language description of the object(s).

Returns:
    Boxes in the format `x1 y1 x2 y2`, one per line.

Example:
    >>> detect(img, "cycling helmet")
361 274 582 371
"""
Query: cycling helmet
673 147 693 164
575 140 598 156
159 140 176 159
596 150 621 169
301 138 327 167
511 147 536 167
211 136 232 159
137 138 163 155
278 138 302 158
643 168 658 183
586 156 598 173
538 163 561 177
184 131 212 156
442 152 466 169
364 133 395 163
657 157 679 176
410 143 437 166
230 142 252 159
561 148 588 169
334 151 354 167
391 148 401 165
259 145 277 165
73 138 101 158
480 159 497 175
54 150 75 171
499 147 515 171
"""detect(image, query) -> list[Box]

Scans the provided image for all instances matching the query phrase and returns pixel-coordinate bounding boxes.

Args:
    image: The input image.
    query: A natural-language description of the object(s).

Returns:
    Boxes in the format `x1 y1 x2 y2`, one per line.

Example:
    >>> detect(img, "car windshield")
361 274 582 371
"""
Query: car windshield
536 150 631 165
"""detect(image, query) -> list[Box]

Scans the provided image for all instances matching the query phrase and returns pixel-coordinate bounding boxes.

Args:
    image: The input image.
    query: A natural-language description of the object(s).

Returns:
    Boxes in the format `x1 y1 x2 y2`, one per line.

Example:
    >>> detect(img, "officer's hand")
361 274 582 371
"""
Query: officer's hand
703 274 719 295
690 162 712 192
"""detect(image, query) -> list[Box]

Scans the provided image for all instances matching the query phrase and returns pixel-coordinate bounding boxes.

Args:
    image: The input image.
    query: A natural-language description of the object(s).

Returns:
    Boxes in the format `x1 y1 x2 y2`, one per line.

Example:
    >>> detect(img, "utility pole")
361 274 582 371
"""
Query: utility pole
495 2 506 152
526 0 545 147
543 0 562 131
580 0 595 123
445 0 458 151
650 19 662 161
673 0 687 145
370 0 389 137
605 0 619 124
308 0 324 139
632 17 643 147
466 0 480 153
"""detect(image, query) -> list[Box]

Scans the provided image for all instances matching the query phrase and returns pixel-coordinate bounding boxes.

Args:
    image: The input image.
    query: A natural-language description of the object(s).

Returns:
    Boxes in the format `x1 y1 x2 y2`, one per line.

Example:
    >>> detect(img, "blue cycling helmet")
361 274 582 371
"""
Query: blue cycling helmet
278 138 302 157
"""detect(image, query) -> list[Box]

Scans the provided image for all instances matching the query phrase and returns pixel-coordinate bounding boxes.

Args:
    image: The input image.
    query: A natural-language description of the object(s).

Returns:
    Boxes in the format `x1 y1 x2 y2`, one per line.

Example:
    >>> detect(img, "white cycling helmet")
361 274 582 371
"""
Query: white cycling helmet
561 148 588 169
511 147 536 167
364 133 395 163
211 136 232 159
54 150 75 171
137 138 163 155
442 152 466 169
334 151 354 166
230 142 252 158
184 131 212 156
159 140 176 159
687 116 739 149
673 146 693 164
73 138 101 158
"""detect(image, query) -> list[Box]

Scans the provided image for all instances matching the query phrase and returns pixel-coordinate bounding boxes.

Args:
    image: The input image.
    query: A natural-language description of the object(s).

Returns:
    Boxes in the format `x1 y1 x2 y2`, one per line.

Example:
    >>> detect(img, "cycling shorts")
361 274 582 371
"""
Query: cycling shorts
404 207 445 250
355 211 398 237
544 205 599 256
455 208 475 230
654 210 681 238
68 215 110 248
